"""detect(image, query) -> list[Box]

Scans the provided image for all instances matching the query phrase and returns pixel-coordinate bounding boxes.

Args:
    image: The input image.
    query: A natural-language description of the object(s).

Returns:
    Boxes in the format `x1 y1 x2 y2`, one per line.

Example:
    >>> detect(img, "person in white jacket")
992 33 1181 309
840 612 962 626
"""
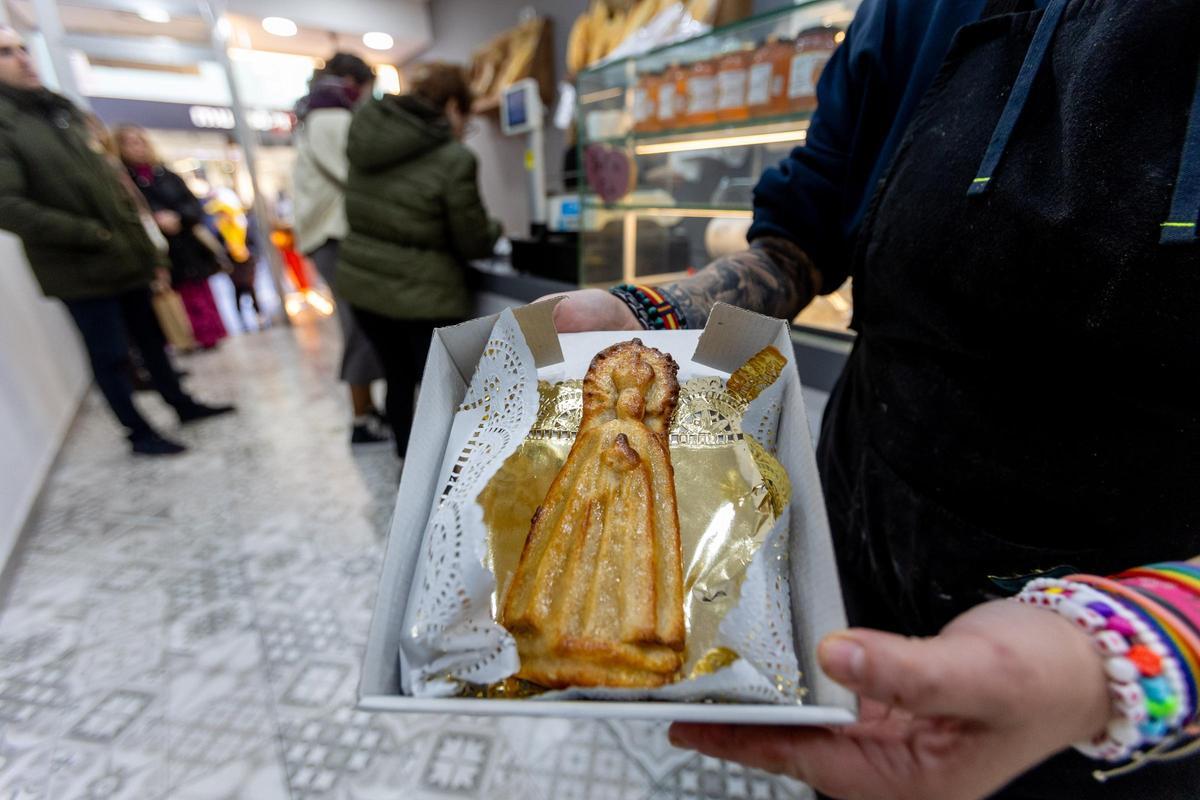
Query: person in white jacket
293 53 389 446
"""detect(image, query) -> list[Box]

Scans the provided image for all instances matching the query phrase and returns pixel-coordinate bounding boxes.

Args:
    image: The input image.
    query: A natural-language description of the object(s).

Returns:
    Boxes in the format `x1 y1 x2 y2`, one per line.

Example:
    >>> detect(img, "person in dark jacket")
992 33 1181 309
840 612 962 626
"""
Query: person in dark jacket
338 62 501 458
0 26 232 455
116 124 228 349
547 1 1200 798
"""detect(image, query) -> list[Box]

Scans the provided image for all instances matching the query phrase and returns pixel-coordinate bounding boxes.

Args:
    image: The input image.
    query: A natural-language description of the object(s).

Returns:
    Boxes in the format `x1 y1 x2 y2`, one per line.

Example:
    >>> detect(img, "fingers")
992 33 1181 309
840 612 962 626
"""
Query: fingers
550 296 586 333
669 723 829 776
819 630 1011 720
543 293 578 333
668 723 882 797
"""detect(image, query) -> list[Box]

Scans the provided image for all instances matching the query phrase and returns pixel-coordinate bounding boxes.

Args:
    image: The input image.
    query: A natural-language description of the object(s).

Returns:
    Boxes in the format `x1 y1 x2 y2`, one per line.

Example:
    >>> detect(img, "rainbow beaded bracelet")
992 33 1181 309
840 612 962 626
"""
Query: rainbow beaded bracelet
1017 578 1190 762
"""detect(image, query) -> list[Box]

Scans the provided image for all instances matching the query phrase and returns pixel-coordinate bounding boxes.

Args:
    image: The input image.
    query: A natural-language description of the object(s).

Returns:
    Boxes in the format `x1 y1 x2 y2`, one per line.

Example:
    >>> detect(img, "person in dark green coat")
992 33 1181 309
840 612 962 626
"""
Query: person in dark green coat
339 61 501 458
0 27 232 455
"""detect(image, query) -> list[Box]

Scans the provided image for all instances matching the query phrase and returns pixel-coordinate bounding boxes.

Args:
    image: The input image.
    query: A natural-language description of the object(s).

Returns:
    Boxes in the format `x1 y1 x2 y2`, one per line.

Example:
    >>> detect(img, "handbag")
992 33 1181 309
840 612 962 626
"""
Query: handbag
151 289 198 351
140 211 170 255
192 224 236 274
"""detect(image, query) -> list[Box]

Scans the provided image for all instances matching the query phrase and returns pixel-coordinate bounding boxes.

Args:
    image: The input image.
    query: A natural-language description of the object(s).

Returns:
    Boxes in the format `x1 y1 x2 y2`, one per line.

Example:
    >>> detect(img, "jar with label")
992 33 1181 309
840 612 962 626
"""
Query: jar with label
747 35 792 117
685 57 718 126
716 43 752 122
633 71 659 133
658 62 686 130
787 27 840 112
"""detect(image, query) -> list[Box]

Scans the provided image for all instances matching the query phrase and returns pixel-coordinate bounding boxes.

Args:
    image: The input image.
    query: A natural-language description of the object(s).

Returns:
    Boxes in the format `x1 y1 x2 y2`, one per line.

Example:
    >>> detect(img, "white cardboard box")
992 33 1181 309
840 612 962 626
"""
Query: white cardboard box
359 303 857 725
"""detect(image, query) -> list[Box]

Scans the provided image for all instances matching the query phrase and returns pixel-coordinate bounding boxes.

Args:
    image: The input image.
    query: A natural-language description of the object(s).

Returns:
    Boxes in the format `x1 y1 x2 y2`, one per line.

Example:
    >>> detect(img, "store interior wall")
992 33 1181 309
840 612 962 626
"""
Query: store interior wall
0 234 89 573
422 0 590 241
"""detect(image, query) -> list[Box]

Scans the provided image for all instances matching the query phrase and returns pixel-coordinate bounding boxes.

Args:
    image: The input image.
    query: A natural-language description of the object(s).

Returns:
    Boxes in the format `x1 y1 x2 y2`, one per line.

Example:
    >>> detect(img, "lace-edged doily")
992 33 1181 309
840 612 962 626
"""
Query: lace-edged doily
400 311 537 696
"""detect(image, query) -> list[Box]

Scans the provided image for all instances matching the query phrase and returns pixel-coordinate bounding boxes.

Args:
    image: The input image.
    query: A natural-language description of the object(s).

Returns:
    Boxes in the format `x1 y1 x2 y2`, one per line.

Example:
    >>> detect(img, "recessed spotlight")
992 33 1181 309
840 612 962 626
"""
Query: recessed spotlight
362 31 394 50
262 16 297 37
137 7 170 23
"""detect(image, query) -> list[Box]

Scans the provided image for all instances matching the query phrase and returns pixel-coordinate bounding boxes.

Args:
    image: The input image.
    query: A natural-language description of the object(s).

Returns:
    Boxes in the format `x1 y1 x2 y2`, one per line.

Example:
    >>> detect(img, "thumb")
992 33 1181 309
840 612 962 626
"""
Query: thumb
819 629 1010 719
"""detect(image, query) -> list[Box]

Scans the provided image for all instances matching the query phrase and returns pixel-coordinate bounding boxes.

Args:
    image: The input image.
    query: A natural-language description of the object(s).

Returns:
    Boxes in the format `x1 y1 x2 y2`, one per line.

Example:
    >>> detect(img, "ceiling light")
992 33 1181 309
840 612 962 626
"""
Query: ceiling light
362 31 394 50
262 16 297 37
137 7 170 23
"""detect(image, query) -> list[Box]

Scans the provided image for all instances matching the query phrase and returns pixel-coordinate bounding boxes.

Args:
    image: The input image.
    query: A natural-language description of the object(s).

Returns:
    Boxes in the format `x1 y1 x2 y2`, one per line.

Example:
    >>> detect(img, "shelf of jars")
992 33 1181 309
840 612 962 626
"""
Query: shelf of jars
575 0 860 335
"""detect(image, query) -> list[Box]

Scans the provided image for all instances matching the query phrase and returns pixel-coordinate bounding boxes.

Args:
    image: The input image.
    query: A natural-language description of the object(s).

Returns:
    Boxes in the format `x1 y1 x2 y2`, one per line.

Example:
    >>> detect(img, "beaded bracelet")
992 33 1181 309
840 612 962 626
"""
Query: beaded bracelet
1075 573 1200 725
610 284 684 330
1079 569 1200 779
1068 577 1197 731
1017 578 1190 762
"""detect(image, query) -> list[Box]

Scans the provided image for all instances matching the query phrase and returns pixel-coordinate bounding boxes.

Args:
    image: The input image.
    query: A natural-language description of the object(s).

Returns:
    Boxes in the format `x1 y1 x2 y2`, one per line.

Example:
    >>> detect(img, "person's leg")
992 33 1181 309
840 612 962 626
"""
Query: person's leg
388 317 457 455
352 307 412 458
63 295 161 442
118 288 193 410
119 288 235 423
238 284 262 317
176 279 227 348
230 285 247 332
349 384 375 417
309 241 386 435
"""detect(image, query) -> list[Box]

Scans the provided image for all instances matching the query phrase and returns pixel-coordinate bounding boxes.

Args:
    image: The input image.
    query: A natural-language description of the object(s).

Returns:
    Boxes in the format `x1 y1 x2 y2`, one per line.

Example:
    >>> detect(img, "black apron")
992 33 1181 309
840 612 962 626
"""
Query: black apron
816 0 1200 796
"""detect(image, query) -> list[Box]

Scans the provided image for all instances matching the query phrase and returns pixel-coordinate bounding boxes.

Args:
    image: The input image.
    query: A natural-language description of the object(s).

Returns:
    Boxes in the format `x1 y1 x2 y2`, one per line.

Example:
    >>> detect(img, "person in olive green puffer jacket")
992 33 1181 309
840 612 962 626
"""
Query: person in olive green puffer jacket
339 61 501 458
0 87 158 301
0 26 233 456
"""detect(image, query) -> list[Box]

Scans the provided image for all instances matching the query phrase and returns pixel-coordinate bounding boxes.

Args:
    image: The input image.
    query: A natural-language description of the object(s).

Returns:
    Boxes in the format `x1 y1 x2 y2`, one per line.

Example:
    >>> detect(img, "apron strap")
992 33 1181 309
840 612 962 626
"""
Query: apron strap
967 0 1070 196
1160 58 1200 245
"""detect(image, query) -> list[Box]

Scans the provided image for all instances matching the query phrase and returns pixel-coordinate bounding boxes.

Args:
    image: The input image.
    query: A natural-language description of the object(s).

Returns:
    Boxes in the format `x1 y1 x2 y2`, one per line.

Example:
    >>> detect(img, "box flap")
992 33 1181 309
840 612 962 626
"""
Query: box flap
436 299 563 382
692 303 793 372
436 314 503 383
511 298 564 367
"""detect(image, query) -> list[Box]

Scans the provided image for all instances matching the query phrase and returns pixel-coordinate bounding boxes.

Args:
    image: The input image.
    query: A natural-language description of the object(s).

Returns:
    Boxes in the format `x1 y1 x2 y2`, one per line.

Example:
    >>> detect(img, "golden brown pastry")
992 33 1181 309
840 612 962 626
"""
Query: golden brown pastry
500 339 685 688
586 2 611 65
620 0 659 46
566 13 591 76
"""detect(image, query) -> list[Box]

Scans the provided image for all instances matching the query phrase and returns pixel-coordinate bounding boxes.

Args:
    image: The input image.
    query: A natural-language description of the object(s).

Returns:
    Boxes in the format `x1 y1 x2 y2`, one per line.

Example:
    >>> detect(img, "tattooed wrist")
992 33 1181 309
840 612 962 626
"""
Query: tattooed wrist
656 237 820 329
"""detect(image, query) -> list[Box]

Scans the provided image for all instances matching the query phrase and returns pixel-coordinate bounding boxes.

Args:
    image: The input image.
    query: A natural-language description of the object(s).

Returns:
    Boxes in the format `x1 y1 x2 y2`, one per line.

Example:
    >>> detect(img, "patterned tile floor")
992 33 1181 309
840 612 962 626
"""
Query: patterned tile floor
0 318 817 800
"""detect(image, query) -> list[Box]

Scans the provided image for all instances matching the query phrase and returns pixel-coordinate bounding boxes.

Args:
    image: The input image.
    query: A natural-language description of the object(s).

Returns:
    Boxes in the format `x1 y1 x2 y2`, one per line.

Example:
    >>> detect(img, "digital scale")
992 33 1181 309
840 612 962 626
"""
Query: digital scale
500 78 547 228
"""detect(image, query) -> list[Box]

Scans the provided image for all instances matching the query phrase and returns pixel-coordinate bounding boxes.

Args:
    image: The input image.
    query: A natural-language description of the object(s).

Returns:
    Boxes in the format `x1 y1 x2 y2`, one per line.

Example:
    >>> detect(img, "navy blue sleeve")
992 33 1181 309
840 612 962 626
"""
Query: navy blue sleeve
748 0 987 293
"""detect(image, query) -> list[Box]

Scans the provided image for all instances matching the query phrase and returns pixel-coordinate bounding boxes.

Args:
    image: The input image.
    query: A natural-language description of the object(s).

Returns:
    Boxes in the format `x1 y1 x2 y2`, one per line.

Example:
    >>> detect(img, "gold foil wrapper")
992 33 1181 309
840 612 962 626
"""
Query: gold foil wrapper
475 348 791 695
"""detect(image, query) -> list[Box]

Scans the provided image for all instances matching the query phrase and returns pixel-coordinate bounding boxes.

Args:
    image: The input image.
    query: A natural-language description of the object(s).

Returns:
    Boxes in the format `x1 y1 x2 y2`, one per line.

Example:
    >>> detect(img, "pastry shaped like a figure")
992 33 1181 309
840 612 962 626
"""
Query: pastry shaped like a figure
501 340 685 688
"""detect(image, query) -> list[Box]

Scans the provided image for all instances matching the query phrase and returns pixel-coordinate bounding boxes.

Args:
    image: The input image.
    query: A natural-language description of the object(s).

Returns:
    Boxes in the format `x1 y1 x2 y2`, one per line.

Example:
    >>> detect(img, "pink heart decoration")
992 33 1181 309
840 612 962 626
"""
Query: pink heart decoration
584 144 636 205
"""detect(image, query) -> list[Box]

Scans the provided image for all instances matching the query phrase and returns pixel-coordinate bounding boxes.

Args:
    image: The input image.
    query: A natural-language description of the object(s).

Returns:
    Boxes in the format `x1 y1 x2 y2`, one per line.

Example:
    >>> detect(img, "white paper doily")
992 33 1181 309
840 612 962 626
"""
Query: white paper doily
400 310 535 696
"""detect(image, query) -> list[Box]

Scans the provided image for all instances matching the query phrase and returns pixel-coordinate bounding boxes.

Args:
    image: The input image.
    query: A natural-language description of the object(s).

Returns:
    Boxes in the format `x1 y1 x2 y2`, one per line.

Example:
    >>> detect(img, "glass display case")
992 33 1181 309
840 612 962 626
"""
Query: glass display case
576 0 860 335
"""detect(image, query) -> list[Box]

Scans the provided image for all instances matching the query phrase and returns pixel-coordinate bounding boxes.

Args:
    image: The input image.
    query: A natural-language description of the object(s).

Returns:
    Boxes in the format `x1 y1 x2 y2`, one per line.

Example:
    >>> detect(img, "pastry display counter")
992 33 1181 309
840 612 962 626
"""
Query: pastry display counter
576 0 861 338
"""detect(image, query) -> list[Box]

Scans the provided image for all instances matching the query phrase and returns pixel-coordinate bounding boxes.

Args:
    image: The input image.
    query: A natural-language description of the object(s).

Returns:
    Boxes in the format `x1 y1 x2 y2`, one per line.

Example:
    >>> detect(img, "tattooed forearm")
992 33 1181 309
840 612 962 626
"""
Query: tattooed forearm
656 236 821 329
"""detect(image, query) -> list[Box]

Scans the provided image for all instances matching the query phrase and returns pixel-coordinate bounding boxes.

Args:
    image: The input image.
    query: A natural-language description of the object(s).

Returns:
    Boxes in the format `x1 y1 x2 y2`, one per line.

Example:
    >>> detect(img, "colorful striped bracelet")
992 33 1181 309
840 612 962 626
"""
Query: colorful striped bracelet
1017 578 1189 762
1073 573 1200 728
1118 564 1200 640
610 284 684 331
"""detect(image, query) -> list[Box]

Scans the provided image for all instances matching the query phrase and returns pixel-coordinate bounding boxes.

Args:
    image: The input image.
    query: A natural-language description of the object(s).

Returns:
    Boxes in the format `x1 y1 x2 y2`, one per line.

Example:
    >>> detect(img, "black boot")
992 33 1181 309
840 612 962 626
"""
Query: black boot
178 402 236 424
130 432 187 456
